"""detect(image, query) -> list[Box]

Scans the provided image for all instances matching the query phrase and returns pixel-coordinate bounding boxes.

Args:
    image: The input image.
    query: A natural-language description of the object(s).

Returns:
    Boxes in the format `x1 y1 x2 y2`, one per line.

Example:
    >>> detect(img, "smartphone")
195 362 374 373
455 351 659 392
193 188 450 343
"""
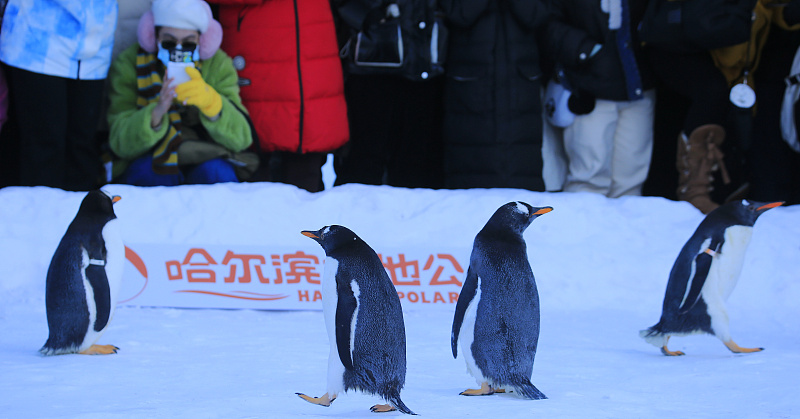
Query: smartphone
167 61 195 85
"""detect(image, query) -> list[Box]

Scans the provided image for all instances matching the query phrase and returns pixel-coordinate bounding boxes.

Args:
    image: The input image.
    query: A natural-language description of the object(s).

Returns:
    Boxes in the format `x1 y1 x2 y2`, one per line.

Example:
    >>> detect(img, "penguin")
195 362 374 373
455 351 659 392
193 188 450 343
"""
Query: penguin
451 201 550 400
297 225 415 415
40 190 124 356
640 199 783 356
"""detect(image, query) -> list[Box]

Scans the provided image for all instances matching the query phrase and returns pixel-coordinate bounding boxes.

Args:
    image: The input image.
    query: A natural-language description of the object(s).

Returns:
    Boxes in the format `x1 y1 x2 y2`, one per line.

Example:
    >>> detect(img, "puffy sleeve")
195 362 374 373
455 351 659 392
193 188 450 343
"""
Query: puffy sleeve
199 50 253 153
107 45 171 159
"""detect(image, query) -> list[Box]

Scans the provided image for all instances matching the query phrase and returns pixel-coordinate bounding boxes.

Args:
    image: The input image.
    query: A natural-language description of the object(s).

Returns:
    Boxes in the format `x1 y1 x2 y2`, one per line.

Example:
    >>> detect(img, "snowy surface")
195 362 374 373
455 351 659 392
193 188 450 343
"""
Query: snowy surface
1 183 798 418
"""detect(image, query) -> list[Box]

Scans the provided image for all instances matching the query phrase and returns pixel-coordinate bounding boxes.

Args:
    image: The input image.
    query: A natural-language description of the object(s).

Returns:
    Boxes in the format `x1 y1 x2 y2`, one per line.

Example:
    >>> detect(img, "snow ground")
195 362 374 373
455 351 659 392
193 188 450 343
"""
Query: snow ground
0 183 798 418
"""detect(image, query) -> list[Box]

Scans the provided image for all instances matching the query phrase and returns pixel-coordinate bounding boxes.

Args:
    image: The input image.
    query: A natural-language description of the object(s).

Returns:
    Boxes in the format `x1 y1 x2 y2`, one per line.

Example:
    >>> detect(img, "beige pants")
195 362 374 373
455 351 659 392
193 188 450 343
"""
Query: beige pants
563 89 655 198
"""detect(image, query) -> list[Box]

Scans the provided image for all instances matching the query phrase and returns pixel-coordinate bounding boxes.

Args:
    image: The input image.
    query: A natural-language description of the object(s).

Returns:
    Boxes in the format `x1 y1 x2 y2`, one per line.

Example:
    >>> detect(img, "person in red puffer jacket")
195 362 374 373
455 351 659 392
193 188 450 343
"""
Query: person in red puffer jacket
207 0 349 192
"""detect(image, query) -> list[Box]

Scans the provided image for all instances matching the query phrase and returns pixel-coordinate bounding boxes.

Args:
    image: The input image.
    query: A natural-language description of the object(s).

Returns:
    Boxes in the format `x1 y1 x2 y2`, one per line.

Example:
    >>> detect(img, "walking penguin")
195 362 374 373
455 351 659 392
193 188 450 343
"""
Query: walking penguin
40 190 124 355
297 225 415 414
640 200 783 356
451 201 550 399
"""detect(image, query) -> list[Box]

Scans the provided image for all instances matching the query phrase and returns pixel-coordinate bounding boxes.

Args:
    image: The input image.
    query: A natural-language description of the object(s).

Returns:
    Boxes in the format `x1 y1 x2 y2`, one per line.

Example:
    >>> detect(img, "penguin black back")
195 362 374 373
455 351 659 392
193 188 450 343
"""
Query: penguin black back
301 225 413 414
663 200 782 318
451 202 551 400
41 190 121 355
641 200 783 355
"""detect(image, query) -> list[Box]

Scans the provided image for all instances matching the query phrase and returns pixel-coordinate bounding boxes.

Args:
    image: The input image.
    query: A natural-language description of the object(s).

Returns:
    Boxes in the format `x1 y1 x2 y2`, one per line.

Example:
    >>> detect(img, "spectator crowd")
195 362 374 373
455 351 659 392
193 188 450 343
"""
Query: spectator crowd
0 0 799 210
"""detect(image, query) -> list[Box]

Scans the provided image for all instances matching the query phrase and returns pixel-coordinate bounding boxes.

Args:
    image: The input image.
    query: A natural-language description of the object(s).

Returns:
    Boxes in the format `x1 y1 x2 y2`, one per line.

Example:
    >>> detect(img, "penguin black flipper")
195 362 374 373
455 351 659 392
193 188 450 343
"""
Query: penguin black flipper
86 263 112 332
335 279 357 371
678 237 724 314
451 266 478 358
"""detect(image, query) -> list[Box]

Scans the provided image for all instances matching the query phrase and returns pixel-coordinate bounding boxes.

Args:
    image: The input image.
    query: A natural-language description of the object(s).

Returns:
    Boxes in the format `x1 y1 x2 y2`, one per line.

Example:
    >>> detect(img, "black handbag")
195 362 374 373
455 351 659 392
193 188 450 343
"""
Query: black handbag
337 2 447 81
640 0 757 52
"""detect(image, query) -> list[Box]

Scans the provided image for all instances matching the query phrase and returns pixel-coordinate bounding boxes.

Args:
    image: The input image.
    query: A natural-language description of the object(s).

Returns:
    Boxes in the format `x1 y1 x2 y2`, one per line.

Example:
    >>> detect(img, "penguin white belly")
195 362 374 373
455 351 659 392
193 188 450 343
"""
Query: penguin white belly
103 219 125 311
78 249 101 352
77 219 125 352
349 280 360 368
102 219 124 327
459 276 486 384
322 257 345 395
701 225 753 341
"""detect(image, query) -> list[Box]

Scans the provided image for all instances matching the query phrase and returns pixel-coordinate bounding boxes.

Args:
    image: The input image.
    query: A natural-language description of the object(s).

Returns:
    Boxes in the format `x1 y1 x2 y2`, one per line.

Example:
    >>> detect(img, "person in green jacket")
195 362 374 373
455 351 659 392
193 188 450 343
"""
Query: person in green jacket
107 0 253 185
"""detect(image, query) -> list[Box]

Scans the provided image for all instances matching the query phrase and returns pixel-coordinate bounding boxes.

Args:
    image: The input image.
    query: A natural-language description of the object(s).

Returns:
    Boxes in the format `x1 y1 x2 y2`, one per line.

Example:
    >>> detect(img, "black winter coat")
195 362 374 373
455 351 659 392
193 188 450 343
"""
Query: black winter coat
442 0 549 191
544 0 654 101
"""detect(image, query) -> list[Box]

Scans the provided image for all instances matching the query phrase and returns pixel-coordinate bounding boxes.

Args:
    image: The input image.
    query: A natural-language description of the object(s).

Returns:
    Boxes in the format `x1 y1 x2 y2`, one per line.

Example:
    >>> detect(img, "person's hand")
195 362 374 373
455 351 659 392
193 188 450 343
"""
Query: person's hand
174 67 222 118
151 73 177 129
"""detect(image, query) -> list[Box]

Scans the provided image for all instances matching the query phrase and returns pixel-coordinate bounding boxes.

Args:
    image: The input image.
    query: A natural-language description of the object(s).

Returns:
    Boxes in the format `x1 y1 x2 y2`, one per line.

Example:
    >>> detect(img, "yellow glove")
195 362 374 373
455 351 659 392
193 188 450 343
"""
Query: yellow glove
174 66 223 118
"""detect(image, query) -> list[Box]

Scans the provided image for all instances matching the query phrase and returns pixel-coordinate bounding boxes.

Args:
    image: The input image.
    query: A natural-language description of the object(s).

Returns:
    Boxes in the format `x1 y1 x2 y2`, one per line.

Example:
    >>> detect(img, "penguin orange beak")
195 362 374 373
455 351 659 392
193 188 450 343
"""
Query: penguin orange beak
301 231 319 239
112 196 122 203
756 202 783 211
534 207 553 215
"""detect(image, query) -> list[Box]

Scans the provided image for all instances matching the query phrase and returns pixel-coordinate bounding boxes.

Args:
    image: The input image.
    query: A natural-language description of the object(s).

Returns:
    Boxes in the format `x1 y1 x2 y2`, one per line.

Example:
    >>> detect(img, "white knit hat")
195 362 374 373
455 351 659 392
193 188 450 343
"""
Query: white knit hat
152 0 209 33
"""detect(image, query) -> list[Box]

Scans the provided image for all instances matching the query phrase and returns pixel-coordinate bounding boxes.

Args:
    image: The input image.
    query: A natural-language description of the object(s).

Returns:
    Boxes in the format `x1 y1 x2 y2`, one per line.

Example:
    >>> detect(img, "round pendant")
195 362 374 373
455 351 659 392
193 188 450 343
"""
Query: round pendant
730 83 756 108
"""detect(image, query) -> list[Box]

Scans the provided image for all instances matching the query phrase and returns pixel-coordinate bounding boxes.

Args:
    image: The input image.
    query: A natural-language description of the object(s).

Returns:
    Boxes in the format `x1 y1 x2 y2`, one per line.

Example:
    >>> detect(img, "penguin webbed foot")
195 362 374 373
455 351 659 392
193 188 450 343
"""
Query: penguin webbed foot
724 340 764 354
79 344 119 355
459 382 496 396
660 345 685 356
370 404 397 413
296 392 335 407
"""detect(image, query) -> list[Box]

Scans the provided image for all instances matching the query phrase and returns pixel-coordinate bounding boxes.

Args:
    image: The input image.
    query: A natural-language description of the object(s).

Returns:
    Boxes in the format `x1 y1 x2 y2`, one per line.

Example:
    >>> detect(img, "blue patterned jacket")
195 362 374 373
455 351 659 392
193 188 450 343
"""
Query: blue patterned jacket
0 0 118 80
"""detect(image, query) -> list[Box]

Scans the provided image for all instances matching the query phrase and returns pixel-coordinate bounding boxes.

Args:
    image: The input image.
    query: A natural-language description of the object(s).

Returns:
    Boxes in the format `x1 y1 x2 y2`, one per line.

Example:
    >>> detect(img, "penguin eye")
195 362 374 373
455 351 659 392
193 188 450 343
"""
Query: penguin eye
741 199 750 206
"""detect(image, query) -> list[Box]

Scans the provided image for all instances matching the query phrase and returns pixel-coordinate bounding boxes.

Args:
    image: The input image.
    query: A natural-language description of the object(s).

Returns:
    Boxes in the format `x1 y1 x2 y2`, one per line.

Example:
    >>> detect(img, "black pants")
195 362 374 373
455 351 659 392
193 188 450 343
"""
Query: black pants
748 29 800 204
8 67 104 190
649 49 729 134
334 74 444 189
272 151 327 193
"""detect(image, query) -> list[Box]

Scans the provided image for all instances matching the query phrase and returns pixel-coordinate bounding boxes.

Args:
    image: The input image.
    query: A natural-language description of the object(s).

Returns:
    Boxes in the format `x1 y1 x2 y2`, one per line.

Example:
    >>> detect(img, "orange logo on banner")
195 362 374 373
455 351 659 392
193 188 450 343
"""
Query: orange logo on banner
120 246 149 303
164 248 290 300
379 253 463 304
121 244 464 308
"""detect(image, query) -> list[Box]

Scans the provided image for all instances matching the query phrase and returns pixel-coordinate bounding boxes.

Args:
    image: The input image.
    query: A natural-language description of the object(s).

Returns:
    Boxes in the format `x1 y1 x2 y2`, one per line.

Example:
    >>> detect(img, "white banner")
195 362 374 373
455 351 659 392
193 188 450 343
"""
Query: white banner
119 244 470 311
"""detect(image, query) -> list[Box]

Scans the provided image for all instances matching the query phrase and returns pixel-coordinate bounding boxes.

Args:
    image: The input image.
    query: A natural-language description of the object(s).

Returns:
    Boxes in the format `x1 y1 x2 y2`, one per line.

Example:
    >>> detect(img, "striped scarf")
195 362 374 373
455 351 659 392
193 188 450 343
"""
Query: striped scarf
135 49 201 175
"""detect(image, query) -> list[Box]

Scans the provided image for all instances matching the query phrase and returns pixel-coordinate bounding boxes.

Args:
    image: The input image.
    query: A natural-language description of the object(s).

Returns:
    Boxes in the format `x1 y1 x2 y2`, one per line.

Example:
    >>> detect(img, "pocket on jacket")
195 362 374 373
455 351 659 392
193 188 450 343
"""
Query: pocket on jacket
446 66 491 114
514 64 543 113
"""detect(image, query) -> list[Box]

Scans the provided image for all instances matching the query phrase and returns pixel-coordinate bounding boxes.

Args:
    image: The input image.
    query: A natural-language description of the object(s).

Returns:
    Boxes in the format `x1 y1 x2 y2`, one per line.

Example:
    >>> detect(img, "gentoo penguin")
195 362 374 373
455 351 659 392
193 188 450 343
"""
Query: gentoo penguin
640 200 783 356
297 225 415 415
451 201 550 400
40 190 124 356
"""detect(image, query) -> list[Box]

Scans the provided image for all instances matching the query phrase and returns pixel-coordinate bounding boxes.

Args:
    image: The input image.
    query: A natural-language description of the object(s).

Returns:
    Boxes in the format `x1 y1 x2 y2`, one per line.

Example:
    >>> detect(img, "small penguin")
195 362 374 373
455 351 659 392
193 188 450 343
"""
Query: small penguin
297 225 415 415
40 190 124 356
451 201 550 400
640 200 783 356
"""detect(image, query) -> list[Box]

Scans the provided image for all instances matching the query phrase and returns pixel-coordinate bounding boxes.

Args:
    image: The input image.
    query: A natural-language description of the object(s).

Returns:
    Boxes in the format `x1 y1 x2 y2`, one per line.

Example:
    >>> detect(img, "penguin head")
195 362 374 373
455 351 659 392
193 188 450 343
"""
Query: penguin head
77 190 121 221
301 225 361 255
715 199 783 226
483 201 553 236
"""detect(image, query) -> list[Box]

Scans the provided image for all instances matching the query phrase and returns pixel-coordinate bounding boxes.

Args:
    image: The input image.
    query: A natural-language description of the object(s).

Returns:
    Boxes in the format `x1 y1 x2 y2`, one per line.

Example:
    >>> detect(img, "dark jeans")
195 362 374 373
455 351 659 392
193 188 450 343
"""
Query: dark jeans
120 155 238 186
649 49 729 134
334 74 444 189
8 67 104 190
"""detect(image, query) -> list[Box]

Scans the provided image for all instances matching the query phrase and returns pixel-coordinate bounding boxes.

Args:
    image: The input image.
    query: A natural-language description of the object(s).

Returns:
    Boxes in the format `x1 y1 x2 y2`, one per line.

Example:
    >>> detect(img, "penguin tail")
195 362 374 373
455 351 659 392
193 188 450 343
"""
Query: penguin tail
386 391 416 415
639 324 668 348
511 379 547 400
39 344 75 356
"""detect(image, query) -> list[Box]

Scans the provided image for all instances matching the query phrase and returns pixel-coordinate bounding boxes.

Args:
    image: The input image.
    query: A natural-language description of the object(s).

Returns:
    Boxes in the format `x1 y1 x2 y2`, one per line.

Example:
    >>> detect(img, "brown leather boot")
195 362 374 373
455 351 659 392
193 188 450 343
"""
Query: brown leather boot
676 124 731 214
